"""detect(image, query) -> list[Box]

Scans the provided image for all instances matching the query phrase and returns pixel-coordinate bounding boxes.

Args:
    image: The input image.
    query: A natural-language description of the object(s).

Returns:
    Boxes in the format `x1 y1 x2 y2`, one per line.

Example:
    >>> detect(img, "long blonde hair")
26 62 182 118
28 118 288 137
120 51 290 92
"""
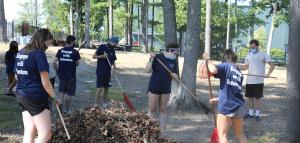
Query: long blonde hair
24 28 53 53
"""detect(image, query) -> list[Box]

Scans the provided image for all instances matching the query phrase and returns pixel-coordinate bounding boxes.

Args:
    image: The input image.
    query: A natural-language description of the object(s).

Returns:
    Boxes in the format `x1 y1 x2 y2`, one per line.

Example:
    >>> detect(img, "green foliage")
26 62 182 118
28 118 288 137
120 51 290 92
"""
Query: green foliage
254 26 267 49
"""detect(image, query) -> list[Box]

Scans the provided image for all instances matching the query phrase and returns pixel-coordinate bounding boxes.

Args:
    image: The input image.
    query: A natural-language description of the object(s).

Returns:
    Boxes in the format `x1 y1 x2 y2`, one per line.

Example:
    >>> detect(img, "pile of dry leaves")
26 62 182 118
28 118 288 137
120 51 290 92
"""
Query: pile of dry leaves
51 107 173 143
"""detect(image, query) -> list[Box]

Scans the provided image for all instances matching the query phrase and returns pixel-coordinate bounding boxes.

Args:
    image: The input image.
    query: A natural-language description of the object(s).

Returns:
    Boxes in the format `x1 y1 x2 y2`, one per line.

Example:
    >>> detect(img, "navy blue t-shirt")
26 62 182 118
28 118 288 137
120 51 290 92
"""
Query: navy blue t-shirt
5 50 18 74
14 48 49 99
95 44 117 75
214 62 245 115
148 54 177 94
56 47 81 80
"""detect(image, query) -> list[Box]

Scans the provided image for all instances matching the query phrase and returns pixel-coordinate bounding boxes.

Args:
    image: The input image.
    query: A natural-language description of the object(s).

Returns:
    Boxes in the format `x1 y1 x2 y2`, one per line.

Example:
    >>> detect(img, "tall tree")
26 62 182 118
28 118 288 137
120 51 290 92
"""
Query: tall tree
176 0 201 109
162 0 177 46
287 0 300 141
204 0 212 56
0 0 6 41
84 0 91 47
75 0 80 39
141 0 148 53
108 0 113 37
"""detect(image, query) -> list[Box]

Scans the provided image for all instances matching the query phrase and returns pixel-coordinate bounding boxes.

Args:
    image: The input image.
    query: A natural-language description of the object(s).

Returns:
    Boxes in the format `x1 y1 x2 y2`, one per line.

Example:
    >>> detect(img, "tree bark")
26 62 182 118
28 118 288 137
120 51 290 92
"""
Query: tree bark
225 0 231 49
0 0 7 42
125 0 129 45
75 0 79 40
150 0 155 52
266 18 275 56
141 0 148 53
162 0 177 47
84 0 90 48
109 0 113 37
70 4 74 35
129 0 133 46
287 0 300 141
177 0 201 110
204 0 212 56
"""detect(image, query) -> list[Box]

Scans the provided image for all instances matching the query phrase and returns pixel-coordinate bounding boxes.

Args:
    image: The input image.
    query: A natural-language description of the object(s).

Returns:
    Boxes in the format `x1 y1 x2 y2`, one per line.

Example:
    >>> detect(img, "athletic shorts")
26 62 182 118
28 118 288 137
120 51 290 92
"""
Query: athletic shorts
147 89 171 95
59 79 76 96
16 95 50 116
245 83 264 99
96 74 112 88
223 105 247 118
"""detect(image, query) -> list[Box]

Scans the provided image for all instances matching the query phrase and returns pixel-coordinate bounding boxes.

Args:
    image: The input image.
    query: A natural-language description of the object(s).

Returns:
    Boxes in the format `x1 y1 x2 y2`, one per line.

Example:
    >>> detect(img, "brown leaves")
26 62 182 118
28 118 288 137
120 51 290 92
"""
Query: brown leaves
51 107 174 143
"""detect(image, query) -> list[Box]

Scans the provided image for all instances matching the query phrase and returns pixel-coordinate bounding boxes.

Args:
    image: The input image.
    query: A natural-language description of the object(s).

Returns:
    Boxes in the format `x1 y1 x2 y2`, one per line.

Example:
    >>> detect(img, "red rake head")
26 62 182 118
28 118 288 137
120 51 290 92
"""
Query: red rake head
210 128 219 143
122 92 136 112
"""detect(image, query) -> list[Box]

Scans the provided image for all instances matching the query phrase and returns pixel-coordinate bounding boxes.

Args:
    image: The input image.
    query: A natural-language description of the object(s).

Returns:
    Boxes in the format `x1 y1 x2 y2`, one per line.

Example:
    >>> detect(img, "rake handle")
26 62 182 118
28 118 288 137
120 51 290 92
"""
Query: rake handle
243 74 276 78
55 104 71 140
155 57 210 112
205 60 217 128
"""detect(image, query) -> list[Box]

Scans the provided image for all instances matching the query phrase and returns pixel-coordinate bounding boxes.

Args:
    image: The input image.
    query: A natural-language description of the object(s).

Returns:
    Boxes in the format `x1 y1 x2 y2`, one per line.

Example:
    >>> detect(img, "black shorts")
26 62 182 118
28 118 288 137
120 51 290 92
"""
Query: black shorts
245 83 264 99
59 79 76 96
16 95 50 116
96 74 112 88
148 88 171 95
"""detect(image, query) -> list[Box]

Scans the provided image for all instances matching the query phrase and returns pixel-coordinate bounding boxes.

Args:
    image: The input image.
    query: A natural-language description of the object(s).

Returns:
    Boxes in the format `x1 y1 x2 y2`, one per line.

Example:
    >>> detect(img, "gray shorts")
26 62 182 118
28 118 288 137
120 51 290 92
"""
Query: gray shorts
224 105 247 118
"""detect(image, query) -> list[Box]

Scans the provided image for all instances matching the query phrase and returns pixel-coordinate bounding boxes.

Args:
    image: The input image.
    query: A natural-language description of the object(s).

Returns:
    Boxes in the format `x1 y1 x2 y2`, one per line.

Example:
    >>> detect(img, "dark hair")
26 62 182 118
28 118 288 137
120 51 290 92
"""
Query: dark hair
249 39 259 46
9 41 18 53
24 28 53 53
166 43 179 52
66 35 76 44
223 49 237 63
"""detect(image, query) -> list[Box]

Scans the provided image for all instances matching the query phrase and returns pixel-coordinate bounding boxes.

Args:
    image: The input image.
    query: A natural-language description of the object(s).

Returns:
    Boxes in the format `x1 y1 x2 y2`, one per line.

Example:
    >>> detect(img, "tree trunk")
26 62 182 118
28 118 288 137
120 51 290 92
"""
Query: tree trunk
176 0 201 110
109 0 113 37
75 0 79 40
70 4 74 35
0 0 7 42
225 0 231 49
84 0 90 48
141 0 148 53
267 3 278 56
150 0 155 52
125 0 129 45
129 0 133 46
287 0 300 141
162 0 177 47
204 0 212 56
266 17 275 56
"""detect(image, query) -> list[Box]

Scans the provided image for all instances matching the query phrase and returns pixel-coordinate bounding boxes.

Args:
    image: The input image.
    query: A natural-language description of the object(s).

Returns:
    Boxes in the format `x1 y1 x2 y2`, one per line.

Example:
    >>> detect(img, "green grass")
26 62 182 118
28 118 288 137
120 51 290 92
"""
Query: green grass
0 87 23 132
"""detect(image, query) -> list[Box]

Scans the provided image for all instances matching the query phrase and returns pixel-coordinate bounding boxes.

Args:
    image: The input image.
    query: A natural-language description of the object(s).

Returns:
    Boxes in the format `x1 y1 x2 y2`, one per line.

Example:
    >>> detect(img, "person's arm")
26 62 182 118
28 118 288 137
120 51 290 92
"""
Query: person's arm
92 53 107 59
145 53 155 73
76 60 80 67
265 61 275 77
52 57 59 74
237 64 249 71
201 53 218 76
40 71 55 99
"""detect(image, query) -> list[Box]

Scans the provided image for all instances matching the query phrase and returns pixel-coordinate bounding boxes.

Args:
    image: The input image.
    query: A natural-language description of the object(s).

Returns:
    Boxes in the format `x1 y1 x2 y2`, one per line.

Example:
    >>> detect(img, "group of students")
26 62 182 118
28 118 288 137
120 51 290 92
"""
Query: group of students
4 27 274 142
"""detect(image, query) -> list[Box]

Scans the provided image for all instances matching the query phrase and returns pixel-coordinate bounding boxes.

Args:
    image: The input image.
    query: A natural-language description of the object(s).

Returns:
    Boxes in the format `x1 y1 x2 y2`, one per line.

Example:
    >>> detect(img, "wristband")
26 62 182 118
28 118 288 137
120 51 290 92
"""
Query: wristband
50 95 56 101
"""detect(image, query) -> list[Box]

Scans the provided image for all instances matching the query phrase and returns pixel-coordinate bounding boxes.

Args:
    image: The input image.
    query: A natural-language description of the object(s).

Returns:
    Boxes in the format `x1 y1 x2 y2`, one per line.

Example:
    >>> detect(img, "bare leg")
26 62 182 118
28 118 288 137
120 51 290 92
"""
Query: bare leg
147 92 160 119
254 98 262 116
95 88 104 105
32 109 52 143
64 95 72 112
22 111 37 143
103 88 109 103
159 94 170 133
217 114 232 143
232 117 248 143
